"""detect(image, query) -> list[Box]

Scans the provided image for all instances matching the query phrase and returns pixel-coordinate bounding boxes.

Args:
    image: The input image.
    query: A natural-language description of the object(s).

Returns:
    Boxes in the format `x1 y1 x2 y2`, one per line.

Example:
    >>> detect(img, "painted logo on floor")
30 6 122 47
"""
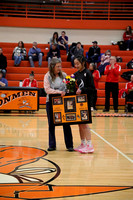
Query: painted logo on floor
0 146 132 199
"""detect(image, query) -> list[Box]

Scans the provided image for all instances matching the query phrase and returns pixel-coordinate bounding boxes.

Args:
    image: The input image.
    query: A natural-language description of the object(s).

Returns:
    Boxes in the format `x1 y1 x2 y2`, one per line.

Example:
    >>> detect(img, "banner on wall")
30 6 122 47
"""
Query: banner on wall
50 94 92 126
0 87 39 111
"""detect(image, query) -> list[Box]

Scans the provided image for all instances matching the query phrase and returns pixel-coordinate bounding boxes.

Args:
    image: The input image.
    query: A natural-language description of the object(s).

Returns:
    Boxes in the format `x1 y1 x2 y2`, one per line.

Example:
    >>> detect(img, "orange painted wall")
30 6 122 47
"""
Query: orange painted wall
0 17 133 30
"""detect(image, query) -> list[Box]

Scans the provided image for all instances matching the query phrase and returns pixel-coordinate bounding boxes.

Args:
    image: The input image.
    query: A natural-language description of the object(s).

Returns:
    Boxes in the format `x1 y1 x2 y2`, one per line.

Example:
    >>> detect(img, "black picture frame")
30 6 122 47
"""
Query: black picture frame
64 97 76 113
49 94 92 126
80 110 89 121
76 95 86 103
53 97 63 105
66 113 76 121
54 112 62 123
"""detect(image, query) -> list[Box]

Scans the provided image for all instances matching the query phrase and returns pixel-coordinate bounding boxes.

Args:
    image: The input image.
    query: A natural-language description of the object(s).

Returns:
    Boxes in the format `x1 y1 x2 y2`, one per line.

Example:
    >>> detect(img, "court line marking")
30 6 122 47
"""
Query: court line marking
0 128 133 131
91 129 133 164
1 126 132 163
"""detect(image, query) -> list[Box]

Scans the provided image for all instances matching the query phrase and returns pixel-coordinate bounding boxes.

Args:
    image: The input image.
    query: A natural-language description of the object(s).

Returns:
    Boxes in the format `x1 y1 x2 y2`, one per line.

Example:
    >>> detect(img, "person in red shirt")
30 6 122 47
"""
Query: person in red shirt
123 26 133 51
89 63 100 110
22 71 38 87
125 74 133 101
103 56 121 113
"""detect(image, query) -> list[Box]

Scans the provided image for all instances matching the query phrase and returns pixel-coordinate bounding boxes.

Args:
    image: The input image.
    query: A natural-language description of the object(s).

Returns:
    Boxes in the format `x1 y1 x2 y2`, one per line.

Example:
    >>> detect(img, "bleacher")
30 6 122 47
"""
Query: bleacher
1 42 133 109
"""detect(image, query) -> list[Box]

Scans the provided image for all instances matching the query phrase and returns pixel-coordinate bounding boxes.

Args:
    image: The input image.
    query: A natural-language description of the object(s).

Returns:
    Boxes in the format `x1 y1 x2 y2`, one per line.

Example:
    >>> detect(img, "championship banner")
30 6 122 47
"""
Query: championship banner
0 87 39 111
50 94 92 126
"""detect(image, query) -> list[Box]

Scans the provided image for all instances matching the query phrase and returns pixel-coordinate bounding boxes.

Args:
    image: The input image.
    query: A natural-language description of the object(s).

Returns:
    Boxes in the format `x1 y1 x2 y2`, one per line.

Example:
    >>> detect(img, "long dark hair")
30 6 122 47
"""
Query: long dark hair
90 63 97 70
74 55 87 69
29 71 34 77
49 58 63 81
126 26 132 35
105 49 111 56
18 41 24 48
52 32 58 43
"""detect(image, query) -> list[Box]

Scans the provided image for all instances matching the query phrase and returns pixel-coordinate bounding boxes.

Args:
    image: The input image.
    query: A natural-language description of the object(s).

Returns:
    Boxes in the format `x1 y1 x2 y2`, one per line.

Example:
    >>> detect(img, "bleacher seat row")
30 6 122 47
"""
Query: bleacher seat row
0 42 133 108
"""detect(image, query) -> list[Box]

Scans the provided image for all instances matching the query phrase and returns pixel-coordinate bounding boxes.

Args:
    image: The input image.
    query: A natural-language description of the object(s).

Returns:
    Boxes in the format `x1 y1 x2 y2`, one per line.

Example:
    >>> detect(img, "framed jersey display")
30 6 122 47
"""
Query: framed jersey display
50 94 92 126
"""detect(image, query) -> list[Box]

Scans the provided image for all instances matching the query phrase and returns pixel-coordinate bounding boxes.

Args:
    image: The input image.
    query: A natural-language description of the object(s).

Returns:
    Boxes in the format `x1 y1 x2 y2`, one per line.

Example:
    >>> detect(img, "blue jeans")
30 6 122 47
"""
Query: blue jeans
125 40 133 50
90 54 99 63
46 102 73 149
59 44 69 54
14 55 24 66
29 53 43 67
71 55 75 67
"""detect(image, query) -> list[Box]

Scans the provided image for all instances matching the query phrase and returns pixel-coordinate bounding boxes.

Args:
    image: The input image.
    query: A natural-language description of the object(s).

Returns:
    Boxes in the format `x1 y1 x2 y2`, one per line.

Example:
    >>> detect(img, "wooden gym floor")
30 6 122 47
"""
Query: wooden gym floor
0 109 132 199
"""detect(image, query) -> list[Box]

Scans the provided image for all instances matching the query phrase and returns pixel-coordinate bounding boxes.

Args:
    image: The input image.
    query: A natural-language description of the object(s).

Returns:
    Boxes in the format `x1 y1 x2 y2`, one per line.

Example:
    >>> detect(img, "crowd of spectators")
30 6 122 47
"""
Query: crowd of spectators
0 27 132 112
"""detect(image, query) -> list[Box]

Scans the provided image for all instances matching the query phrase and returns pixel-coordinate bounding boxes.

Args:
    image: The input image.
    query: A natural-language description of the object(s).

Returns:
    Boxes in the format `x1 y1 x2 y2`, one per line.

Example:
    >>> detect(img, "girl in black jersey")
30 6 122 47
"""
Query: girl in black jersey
74 56 95 153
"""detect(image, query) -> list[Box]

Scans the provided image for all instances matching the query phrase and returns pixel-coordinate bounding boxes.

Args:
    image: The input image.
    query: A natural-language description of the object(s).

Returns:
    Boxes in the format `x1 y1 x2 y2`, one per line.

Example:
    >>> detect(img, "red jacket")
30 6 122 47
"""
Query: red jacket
92 70 100 89
22 78 38 87
123 32 133 41
125 81 133 94
104 63 121 83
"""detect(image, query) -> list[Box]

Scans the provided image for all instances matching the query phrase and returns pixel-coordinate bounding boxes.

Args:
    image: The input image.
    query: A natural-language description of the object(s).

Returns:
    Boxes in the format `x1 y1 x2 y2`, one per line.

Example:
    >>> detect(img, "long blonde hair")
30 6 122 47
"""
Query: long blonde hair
49 58 63 81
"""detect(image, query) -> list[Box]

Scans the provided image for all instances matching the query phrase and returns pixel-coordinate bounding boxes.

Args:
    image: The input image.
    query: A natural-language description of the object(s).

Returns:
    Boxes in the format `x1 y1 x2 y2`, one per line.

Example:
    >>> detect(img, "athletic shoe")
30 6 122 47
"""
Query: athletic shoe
78 144 94 153
67 147 74 152
93 107 97 111
47 147 56 151
74 143 86 152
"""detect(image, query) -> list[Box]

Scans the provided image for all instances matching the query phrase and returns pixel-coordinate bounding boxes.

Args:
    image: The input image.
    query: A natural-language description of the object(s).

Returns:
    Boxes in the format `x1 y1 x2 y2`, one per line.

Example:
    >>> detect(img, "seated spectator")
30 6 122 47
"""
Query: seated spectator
47 44 61 66
58 31 69 54
49 32 59 46
98 50 111 76
127 58 133 69
125 74 133 101
28 42 44 68
70 42 84 68
0 69 8 87
22 71 38 87
0 47 7 78
123 26 133 51
89 63 100 111
13 41 26 66
87 41 101 63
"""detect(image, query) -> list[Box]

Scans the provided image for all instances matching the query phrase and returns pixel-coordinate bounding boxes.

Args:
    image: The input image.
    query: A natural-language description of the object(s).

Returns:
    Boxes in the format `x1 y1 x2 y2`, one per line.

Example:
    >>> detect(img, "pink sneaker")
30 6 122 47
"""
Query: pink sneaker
74 143 86 152
78 144 94 153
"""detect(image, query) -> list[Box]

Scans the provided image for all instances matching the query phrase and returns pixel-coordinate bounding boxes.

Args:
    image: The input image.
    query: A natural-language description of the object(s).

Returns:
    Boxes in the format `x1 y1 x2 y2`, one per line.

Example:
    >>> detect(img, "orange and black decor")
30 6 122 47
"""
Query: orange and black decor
0 87 39 111
50 94 92 126
0 145 132 199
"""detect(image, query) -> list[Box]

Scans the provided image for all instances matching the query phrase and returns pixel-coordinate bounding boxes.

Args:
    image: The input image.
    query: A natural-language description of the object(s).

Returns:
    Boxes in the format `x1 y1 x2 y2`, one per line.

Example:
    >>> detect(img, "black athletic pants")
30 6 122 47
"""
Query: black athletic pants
105 82 119 111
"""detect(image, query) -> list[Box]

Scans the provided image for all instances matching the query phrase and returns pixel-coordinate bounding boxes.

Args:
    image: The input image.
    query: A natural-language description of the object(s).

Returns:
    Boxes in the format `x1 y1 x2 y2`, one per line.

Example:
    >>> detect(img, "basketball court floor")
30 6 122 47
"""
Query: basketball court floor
0 109 132 199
